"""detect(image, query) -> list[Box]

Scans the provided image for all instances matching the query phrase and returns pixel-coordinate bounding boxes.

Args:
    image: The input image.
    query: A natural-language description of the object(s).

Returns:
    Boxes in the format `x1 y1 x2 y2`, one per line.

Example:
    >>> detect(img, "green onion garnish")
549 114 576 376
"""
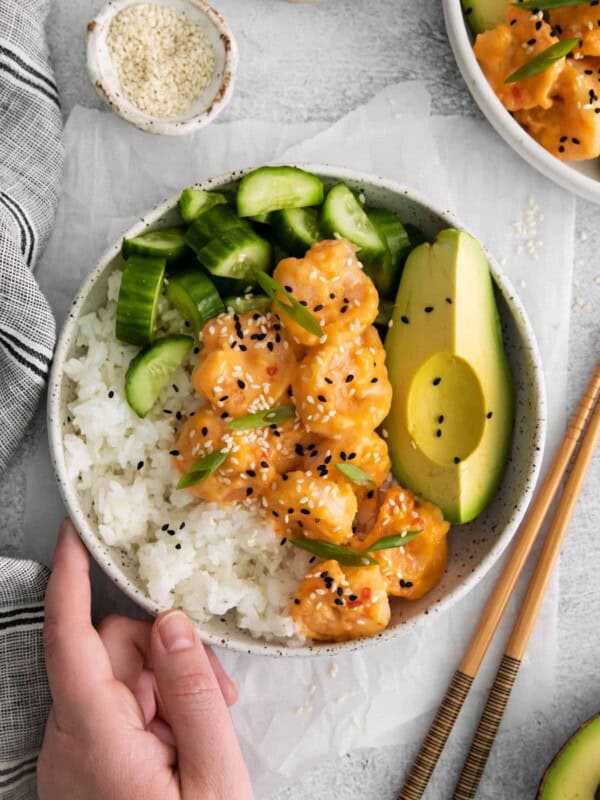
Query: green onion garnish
505 38 579 84
367 530 423 551
512 0 585 10
176 450 229 489
228 405 295 431
290 538 376 567
252 270 324 338
335 463 376 486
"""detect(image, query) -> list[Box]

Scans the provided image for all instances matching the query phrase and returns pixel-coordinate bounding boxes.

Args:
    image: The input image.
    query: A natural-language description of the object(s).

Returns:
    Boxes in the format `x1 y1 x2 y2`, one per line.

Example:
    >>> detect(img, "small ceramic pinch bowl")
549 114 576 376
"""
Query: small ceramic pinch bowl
48 165 547 658
87 0 238 135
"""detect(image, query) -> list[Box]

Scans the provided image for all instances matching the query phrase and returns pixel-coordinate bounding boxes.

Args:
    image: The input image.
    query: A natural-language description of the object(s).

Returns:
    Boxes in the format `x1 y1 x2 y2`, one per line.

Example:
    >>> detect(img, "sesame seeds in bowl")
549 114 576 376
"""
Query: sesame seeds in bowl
87 0 238 136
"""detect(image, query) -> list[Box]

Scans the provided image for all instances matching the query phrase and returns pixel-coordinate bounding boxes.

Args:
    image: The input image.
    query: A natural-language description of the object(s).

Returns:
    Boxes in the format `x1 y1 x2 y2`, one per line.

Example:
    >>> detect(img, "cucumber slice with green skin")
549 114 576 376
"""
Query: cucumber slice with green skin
320 183 387 264
237 166 324 218
462 0 509 35
166 268 224 334
185 205 249 254
365 207 412 297
179 188 227 223
116 255 166 346
125 334 193 418
269 207 321 257
198 228 272 280
122 228 188 262
223 294 272 314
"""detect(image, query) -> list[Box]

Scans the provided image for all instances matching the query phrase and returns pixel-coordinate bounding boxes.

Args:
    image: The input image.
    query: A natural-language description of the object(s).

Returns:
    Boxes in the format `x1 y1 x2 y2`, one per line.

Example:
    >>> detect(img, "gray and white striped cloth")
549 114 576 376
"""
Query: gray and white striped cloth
1 0 63 797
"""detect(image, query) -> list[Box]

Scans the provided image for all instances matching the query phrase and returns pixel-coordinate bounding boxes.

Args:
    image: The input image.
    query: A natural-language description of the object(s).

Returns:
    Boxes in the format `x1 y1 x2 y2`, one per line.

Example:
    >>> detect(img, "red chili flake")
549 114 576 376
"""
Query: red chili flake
267 366 278 376
361 587 372 602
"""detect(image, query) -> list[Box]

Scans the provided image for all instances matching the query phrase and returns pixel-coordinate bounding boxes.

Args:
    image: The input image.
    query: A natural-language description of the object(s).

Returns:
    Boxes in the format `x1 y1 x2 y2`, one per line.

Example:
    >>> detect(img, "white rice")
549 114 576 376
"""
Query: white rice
63 272 310 645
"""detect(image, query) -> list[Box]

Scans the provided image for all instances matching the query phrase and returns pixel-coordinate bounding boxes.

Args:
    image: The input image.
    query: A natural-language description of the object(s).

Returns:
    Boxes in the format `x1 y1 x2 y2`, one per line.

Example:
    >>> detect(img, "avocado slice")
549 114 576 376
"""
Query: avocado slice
462 0 509 35
384 229 514 524
537 715 600 799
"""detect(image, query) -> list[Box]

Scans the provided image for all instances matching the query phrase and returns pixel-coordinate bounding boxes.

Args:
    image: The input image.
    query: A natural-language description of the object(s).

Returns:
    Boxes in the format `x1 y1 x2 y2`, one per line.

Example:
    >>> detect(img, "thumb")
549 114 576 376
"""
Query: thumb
151 611 253 800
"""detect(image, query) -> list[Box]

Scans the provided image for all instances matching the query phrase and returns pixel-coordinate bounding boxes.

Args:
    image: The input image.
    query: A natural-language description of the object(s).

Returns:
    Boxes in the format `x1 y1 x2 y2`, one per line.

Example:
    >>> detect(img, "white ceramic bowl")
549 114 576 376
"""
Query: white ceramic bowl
48 165 547 657
443 0 600 204
87 0 238 136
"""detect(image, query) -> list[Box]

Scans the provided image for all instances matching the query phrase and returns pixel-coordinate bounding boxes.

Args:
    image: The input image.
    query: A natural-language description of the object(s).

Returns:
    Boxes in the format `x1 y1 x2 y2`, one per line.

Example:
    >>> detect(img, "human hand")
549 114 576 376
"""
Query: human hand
38 519 253 800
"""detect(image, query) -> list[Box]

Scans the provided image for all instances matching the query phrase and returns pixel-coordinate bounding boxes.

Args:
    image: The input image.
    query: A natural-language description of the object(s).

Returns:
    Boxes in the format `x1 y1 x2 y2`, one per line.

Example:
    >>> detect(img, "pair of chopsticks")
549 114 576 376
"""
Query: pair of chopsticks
398 362 600 800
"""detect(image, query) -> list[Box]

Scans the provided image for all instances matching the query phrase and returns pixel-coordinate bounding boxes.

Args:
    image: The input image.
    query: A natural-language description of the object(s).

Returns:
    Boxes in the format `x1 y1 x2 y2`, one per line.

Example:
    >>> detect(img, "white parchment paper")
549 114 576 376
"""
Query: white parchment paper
30 81 574 798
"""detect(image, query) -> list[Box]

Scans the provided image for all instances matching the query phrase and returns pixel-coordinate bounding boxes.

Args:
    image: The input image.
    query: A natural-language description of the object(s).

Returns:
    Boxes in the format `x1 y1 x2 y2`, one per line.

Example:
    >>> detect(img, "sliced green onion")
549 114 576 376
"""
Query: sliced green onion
228 405 295 431
512 0 584 10
367 530 423 552
335 463 376 486
505 38 579 84
252 269 324 338
290 538 376 567
176 451 229 489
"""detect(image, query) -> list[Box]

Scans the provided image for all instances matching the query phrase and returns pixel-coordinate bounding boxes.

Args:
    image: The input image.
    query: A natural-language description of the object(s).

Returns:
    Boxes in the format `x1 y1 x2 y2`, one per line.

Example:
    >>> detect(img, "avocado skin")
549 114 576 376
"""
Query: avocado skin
537 714 600 799
384 229 514 524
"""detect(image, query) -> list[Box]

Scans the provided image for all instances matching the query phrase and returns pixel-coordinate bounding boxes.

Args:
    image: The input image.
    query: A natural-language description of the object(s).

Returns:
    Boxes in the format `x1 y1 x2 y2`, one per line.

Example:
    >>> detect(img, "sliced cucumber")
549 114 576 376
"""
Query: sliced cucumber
179 188 228 223
122 228 188 262
269 207 321 257
185 205 249 254
321 183 387 264
125 335 193 418
198 228 272 280
166 268 224 334
237 166 324 218
462 0 509 35
116 256 166 346
223 294 272 314
365 208 411 297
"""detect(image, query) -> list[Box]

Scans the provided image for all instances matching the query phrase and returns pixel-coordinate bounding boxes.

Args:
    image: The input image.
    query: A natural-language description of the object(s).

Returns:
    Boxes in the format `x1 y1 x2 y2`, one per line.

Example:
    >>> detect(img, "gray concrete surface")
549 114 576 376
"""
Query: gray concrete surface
1 0 599 797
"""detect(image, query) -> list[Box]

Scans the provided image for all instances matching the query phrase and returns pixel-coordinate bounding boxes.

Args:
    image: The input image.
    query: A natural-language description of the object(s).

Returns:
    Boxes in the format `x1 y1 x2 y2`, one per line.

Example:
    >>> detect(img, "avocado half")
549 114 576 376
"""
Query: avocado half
384 229 514 524
537 714 600 799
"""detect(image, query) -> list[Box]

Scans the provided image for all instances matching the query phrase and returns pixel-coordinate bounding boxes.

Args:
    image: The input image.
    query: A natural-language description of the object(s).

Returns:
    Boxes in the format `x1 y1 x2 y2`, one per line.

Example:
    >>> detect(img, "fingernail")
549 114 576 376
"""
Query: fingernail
157 611 195 653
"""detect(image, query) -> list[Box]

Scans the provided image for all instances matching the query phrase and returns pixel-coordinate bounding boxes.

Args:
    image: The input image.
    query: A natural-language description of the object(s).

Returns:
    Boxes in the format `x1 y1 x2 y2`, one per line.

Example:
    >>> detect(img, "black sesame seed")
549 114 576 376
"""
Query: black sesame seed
446 297 452 304
272 509 280 518
175 543 182 550
168 529 175 536
246 469 256 477
345 374 354 383
318 394 327 402
314 304 324 312
454 456 461 464
288 507 294 514
294 598 301 605
433 377 441 386
246 487 254 496
487 411 493 419
337 587 343 596
367 490 375 499
163 409 172 414
239 344 247 352
194 347 200 355
309 556 317 563
438 415 444 423
325 377 334 384
348 452 357 460
526 37 536 45
172 384 179 393
267 341 274 352
558 146 565 153
334 598 344 606
137 461 144 470
282 474 288 480
221 412 229 419
510 17 517 24
176 411 183 421
535 20 542 30
108 390 114 398
284 285 293 292
179 522 185 530
300 508 310 515
401 315 410 324
295 444 304 456
280 537 287 546
237 379 246 389
299 300 308 307
169 450 180 456
424 306 434 313
219 395 229 402
324 454 332 465
436 429 442 438
572 137 581 145
320 571 329 578
201 426 208 436
161 523 169 531
349 594 358 601
340 450 347 461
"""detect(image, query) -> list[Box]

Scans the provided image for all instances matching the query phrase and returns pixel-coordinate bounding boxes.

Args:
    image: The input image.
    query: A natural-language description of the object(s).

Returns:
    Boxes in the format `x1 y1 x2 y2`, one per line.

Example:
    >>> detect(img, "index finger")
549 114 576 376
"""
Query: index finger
44 519 114 724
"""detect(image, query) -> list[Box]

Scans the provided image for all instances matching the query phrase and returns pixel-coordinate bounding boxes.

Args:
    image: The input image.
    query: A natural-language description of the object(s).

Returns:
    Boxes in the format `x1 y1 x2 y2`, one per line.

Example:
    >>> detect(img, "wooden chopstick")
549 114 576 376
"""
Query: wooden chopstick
452 391 600 799
398 363 600 800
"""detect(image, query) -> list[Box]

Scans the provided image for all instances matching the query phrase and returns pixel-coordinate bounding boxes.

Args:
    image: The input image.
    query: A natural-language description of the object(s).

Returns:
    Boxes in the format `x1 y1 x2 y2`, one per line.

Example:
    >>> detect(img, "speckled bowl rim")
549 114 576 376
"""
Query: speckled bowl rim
442 0 600 204
86 0 238 136
48 164 547 658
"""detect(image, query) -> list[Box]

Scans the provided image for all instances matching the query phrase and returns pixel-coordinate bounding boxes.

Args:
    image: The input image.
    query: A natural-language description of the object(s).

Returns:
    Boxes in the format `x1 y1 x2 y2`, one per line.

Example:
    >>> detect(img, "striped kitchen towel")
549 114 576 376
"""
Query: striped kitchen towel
0 0 63 476
0 0 63 797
